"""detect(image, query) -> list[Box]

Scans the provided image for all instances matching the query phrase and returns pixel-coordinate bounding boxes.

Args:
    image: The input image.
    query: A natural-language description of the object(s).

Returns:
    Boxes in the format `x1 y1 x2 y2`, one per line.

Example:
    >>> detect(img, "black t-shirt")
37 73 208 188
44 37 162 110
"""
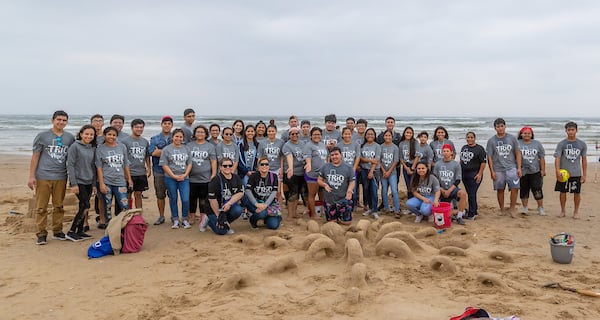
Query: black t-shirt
246 171 278 202
459 144 487 172
207 173 244 214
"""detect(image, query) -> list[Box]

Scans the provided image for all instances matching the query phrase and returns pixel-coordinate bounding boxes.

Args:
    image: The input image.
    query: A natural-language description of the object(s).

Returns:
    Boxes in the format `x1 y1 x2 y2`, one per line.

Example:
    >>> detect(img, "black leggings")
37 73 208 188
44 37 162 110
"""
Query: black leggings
189 182 209 213
70 184 93 233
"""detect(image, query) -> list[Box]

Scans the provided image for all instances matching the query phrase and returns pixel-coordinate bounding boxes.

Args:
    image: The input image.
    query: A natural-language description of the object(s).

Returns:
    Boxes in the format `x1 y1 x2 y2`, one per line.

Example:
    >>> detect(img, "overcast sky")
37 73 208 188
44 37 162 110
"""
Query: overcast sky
2 1 599 117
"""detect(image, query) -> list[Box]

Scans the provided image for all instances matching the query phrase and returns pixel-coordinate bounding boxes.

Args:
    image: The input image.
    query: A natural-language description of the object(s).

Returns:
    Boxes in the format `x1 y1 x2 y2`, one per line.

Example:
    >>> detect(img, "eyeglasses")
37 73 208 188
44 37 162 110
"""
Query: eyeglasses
222 164 233 168
289 132 299 136
259 163 270 166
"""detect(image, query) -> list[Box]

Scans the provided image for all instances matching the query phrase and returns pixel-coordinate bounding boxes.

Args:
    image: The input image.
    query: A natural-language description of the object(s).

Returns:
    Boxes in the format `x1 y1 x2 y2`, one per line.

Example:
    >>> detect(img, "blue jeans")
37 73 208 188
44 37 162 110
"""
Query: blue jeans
101 184 129 219
247 203 281 229
402 165 414 199
381 172 400 212
207 203 243 235
164 176 190 220
462 170 481 216
361 169 379 212
406 195 435 216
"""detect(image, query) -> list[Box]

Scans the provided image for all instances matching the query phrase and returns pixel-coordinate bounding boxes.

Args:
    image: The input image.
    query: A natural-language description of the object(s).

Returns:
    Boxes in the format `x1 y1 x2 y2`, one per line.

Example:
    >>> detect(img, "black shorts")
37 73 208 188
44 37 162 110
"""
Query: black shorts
131 175 149 192
284 174 306 202
520 172 543 200
554 176 582 194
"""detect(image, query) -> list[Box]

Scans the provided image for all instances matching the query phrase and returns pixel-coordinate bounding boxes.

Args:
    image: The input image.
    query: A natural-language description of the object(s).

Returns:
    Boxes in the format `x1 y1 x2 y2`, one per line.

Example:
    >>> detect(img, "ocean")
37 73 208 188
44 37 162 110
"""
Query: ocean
1 114 599 162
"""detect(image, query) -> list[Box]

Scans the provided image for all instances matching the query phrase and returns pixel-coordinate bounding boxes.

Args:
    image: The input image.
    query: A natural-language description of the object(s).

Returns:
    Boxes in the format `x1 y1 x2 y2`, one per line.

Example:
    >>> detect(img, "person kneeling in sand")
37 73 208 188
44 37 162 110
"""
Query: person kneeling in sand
406 162 441 223
199 157 244 235
245 156 282 229
318 147 356 225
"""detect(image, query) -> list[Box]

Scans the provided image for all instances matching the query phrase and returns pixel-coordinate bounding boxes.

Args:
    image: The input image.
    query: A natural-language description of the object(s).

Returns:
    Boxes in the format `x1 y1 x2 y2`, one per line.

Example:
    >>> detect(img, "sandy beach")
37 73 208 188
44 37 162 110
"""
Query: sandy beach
1 154 600 320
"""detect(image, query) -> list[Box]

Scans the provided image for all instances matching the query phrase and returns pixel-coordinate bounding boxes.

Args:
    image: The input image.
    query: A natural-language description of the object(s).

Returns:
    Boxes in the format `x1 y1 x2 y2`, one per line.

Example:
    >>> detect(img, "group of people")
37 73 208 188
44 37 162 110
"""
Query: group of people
29 109 588 245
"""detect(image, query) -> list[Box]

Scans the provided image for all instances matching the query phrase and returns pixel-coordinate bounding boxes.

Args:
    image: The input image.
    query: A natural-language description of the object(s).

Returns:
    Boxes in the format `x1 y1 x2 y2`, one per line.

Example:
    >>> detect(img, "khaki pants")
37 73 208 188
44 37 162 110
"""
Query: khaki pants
35 179 67 237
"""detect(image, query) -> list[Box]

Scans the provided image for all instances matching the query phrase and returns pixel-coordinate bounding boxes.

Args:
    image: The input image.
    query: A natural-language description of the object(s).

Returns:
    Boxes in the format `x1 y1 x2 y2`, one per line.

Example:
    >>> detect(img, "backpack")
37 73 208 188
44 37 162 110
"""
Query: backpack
87 236 114 259
121 214 148 254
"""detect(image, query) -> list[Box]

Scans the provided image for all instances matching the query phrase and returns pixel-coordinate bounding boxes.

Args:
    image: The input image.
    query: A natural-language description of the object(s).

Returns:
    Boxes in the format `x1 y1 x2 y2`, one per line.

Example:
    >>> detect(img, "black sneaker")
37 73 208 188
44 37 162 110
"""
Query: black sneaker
153 216 165 225
52 232 67 241
77 232 93 239
66 231 82 242
36 235 47 245
83 225 90 232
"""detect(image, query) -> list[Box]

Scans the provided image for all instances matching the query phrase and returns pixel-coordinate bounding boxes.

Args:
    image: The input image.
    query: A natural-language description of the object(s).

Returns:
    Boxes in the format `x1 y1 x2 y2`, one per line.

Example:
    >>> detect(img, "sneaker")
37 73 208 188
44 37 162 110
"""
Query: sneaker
241 211 248 220
171 220 180 229
154 216 165 225
362 209 372 216
52 232 67 241
77 232 93 239
414 215 423 223
537 207 545 216
456 217 466 225
66 231 83 242
36 235 47 245
226 228 235 235
521 207 529 215
83 225 90 232
467 214 477 221
199 214 208 232
427 215 434 223
182 220 191 229
373 213 380 220
402 209 412 216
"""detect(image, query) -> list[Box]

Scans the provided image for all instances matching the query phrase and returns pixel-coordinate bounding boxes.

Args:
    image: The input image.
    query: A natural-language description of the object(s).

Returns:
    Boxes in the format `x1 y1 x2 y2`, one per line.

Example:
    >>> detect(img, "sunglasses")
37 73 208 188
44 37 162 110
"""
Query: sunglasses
222 164 233 168
223 133 232 136
289 132 299 136
259 163 270 166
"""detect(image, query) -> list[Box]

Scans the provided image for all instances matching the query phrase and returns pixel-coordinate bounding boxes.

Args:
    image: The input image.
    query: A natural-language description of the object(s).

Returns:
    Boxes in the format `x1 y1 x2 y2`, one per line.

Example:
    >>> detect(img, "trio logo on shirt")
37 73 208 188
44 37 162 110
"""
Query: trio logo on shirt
316 148 328 160
382 152 394 167
129 142 146 162
460 150 474 164
191 148 209 166
495 141 512 159
564 144 580 163
170 151 188 170
221 151 236 160
326 169 345 189
264 144 280 162
418 185 433 195
402 147 410 162
46 139 68 163
362 150 376 158
254 179 273 198
437 166 454 186
105 151 124 171
293 147 303 161
521 146 538 164
342 147 355 165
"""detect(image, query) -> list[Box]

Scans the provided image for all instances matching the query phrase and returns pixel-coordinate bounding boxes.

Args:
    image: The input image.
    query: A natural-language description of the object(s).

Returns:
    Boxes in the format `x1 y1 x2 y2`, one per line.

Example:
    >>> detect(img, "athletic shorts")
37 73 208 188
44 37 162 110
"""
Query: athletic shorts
520 172 543 199
153 173 167 199
440 187 461 203
324 199 353 222
554 176 582 194
304 172 318 183
131 175 149 192
493 168 520 190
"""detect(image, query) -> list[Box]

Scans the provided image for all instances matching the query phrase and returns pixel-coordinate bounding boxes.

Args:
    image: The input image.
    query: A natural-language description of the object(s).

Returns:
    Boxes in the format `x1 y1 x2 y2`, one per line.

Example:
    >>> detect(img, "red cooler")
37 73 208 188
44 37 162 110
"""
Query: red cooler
432 202 452 229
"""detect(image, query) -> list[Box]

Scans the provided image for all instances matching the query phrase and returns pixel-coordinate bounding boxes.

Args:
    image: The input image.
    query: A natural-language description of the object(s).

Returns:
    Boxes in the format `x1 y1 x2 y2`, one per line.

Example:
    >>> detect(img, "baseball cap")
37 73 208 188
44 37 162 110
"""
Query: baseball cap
161 116 173 123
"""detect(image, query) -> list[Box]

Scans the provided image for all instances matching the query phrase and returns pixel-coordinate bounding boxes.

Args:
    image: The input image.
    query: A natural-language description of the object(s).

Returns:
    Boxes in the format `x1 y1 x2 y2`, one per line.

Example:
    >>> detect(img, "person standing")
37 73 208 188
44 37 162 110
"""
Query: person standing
280 115 299 142
283 127 307 219
430 126 455 166
360 128 381 219
28 110 75 245
216 127 240 173
459 132 487 220
303 127 328 219
149 116 173 225
208 123 221 146
323 114 341 150
517 127 545 215
416 131 434 170
376 117 401 145
89 114 105 230
188 125 217 224
109 114 128 140
160 129 192 229
554 121 587 219
318 147 356 225
66 125 97 241
181 108 196 143
486 118 522 218
121 119 151 209
398 126 420 199
380 130 400 215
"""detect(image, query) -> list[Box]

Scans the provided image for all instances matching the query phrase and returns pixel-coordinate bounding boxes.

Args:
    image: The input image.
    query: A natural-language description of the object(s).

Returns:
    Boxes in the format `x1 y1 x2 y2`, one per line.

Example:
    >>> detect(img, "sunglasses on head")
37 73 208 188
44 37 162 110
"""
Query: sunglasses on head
222 164 233 168
259 162 270 166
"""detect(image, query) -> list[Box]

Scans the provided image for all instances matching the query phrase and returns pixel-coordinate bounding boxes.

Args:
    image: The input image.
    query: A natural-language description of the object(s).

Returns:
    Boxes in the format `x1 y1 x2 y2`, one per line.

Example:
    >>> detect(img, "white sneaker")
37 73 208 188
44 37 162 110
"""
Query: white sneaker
537 207 545 216
414 215 423 223
373 213 379 220
226 228 235 235
402 209 411 216
182 220 191 229
362 209 372 216
171 220 180 229
521 207 528 214
198 214 208 232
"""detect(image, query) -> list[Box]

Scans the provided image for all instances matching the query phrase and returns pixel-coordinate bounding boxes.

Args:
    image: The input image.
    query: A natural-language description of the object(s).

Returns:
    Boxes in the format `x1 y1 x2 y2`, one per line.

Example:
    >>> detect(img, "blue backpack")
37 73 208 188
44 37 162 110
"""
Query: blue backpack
87 236 114 258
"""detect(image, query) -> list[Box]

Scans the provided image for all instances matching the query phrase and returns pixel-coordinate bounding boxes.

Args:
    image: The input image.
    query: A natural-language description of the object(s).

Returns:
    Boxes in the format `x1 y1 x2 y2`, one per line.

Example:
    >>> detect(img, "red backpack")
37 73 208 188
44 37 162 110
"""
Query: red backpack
121 214 148 254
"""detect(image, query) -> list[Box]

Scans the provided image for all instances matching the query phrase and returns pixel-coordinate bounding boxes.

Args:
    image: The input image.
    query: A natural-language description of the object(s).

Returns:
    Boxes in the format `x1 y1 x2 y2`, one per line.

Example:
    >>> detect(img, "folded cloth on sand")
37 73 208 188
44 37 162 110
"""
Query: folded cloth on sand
106 208 143 255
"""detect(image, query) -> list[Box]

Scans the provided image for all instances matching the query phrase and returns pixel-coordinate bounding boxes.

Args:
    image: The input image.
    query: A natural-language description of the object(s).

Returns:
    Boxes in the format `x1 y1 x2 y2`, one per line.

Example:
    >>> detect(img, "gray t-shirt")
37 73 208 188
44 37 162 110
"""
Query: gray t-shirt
96 143 130 186
433 159 462 190
518 139 545 175
303 141 328 179
258 138 285 171
417 143 434 166
189 141 217 183
360 142 381 171
486 133 519 171
322 129 341 148
121 136 150 177
340 141 360 169
182 124 194 144
398 140 418 165
430 139 455 164
380 143 399 172
283 140 306 176
554 138 587 177
413 175 441 197
67 140 96 185
319 162 355 204
32 129 75 180
216 142 240 164
159 144 191 176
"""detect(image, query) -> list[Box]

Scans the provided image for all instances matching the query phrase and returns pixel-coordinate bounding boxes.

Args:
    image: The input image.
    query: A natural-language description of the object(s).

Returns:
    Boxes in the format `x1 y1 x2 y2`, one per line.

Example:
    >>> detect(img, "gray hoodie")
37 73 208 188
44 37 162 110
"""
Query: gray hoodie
67 140 96 186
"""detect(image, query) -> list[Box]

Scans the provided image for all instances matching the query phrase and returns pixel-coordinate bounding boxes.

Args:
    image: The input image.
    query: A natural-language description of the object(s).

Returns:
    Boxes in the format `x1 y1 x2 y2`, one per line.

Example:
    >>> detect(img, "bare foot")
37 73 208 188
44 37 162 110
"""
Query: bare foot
573 213 580 220
509 209 518 219
559 212 566 218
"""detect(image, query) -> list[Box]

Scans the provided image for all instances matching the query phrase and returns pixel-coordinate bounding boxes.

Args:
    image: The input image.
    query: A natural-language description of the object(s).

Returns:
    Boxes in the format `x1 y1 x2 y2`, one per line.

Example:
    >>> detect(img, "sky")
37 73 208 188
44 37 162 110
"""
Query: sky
1 1 600 117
